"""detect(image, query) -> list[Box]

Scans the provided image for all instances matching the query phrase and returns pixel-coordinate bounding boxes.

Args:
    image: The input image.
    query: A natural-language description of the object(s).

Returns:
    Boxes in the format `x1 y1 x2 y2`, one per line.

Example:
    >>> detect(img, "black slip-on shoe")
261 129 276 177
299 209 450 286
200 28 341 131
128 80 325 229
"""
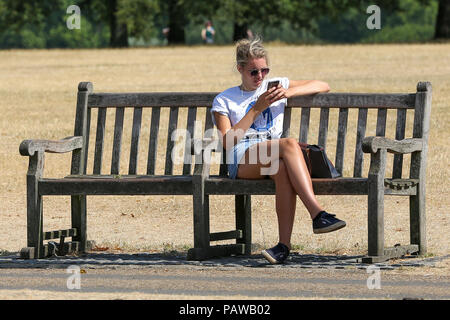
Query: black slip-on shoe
261 242 290 264
313 211 346 234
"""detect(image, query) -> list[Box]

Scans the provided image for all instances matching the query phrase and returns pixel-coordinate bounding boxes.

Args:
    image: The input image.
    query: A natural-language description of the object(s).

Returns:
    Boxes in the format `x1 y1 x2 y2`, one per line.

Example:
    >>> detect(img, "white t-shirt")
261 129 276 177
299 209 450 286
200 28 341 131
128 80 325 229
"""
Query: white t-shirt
211 77 289 139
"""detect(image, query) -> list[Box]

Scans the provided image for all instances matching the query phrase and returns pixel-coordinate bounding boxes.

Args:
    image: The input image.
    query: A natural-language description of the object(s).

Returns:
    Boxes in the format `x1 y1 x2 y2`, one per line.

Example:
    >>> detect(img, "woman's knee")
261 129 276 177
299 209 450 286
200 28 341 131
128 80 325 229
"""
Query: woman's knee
279 138 301 156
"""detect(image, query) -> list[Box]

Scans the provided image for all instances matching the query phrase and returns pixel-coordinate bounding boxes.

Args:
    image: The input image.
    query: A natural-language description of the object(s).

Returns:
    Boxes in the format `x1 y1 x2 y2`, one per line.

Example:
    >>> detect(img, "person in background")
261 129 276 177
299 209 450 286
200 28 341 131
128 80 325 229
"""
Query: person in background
201 20 215 44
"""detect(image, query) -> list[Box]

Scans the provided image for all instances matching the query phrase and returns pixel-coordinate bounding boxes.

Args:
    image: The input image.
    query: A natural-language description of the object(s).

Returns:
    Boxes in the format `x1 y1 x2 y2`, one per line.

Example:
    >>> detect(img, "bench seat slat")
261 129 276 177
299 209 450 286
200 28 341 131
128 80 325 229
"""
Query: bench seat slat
204 177 369 195
39 175 194 195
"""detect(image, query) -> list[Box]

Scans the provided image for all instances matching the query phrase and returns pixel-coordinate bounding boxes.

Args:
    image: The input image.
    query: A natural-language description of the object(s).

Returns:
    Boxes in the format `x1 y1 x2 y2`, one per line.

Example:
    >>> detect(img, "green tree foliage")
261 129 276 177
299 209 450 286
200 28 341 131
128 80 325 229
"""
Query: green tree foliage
0 0 444 48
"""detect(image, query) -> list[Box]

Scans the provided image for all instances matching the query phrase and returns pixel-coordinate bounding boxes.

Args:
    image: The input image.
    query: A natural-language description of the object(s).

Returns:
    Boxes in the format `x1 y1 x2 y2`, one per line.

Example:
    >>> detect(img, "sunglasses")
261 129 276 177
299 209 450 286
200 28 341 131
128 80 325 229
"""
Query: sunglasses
249 67 270 77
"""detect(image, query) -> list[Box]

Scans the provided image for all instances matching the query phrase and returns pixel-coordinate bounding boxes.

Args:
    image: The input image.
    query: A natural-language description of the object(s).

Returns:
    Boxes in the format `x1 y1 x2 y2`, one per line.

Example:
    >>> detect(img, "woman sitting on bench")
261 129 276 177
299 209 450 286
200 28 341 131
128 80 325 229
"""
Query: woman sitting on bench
211 37 346 264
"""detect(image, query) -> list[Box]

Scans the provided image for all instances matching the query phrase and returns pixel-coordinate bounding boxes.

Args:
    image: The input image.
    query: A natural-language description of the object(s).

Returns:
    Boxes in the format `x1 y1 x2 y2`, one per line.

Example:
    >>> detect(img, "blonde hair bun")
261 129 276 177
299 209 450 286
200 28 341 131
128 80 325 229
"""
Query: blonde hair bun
236 36 268 67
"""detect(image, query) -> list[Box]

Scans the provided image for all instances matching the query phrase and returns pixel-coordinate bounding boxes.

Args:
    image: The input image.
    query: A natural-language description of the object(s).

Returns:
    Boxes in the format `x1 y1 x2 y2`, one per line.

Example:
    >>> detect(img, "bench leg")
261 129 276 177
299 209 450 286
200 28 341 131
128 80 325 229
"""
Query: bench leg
21 153 44 259
410 183 427 256
235 194 251 255
366 150 386 261
188 178 211 260
71 195 87 254
22 188 44 259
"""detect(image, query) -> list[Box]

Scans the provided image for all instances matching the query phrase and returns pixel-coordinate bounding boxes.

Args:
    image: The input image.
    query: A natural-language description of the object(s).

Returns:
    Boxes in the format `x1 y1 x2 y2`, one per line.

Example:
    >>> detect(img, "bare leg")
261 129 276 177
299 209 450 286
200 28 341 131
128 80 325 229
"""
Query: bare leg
237 138 324 247
238 138 323 218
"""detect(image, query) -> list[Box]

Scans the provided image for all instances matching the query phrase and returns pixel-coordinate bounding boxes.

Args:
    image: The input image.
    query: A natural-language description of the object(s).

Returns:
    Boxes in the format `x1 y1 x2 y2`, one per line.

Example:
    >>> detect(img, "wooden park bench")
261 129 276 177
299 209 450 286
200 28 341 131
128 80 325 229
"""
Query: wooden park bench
19 81 431 263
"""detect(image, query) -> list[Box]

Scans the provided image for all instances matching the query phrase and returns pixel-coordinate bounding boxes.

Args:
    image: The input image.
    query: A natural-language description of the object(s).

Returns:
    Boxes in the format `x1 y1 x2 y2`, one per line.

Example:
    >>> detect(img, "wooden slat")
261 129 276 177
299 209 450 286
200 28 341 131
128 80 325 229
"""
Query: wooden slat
318 107 329 149
147 107 160 175
89 92 218 107
281 107 291 138
376 108 387 136
40 175 194 195
88 92 416 109
44 228 77 240
93 108 107 174
335 108 348 175
128 107 143 175
288 93 416 109
111 107 125 175
299 107 310 143
83 109 91 175
165 107 179 175
183 107 197 175
202 177 369 195
393 108 407 178
209 230 242 241
204 107 214 135
353 108 368 177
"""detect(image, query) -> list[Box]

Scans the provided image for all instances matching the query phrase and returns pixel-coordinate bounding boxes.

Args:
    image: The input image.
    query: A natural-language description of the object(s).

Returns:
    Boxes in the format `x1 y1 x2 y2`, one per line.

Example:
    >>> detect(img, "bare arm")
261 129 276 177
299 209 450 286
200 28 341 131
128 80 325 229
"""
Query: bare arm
269 80 330 101
213 87 280 151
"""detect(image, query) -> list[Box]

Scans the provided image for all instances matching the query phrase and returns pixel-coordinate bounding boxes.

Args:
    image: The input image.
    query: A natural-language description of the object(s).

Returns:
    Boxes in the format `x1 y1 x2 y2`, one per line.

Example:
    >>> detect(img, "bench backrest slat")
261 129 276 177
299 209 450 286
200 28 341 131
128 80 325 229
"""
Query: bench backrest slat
282 107 291 138
335 108 349 175
183 107 197 175
129 107 143 175
147 107 161 175
93 107 107 174
393 108 407 178
299 107 310 143
353 108 368 177
318 108 330 151
376 108 388 136
165 107 179 175
111 107 125 175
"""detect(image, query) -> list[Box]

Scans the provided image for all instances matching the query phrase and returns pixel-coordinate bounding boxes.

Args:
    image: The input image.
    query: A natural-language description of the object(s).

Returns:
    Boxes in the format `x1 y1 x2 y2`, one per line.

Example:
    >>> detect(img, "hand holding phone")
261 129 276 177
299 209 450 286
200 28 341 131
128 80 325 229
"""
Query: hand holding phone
267 80 280 91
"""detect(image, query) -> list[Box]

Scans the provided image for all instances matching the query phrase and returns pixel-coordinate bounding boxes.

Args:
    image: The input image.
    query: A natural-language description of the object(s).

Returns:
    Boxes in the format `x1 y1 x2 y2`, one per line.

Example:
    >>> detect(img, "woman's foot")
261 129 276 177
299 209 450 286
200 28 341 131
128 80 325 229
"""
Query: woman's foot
261 242 290 264
313 211 346 234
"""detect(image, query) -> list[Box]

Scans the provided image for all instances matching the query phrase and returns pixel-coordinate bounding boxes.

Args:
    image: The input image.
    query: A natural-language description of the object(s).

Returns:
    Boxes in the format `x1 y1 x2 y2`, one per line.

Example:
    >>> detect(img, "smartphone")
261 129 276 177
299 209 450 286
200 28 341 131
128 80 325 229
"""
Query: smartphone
267 80 280 91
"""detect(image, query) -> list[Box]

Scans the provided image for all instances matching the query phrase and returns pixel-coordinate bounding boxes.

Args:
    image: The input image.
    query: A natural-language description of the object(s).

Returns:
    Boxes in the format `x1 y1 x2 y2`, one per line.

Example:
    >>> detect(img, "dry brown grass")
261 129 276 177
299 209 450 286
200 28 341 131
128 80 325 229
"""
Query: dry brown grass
0 43 449 257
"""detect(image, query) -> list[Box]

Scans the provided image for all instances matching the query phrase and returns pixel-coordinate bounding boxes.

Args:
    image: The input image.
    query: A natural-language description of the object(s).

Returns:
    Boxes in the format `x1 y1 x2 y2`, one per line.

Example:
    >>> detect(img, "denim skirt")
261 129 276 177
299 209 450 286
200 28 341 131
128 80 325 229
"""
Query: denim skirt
227 137 266 179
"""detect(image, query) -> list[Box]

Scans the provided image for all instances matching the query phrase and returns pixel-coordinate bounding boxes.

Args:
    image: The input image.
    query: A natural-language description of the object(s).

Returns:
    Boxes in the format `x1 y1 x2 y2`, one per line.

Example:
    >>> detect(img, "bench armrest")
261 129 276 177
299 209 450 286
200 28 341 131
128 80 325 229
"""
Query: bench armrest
19 136 83 156
362 136 423 154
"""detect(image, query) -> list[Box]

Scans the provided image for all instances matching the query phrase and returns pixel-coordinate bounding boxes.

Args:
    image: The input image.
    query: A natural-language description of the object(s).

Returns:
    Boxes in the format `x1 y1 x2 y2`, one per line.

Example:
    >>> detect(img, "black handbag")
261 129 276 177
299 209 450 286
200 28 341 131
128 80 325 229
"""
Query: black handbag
299 143 341 178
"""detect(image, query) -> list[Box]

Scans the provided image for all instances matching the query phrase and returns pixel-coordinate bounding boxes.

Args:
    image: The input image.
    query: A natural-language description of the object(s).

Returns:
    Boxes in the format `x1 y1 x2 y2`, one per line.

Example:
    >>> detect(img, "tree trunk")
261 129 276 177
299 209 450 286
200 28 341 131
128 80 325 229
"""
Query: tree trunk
167 0 186 44
108 0 128 47
233 22 249 42
435 0 450 39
